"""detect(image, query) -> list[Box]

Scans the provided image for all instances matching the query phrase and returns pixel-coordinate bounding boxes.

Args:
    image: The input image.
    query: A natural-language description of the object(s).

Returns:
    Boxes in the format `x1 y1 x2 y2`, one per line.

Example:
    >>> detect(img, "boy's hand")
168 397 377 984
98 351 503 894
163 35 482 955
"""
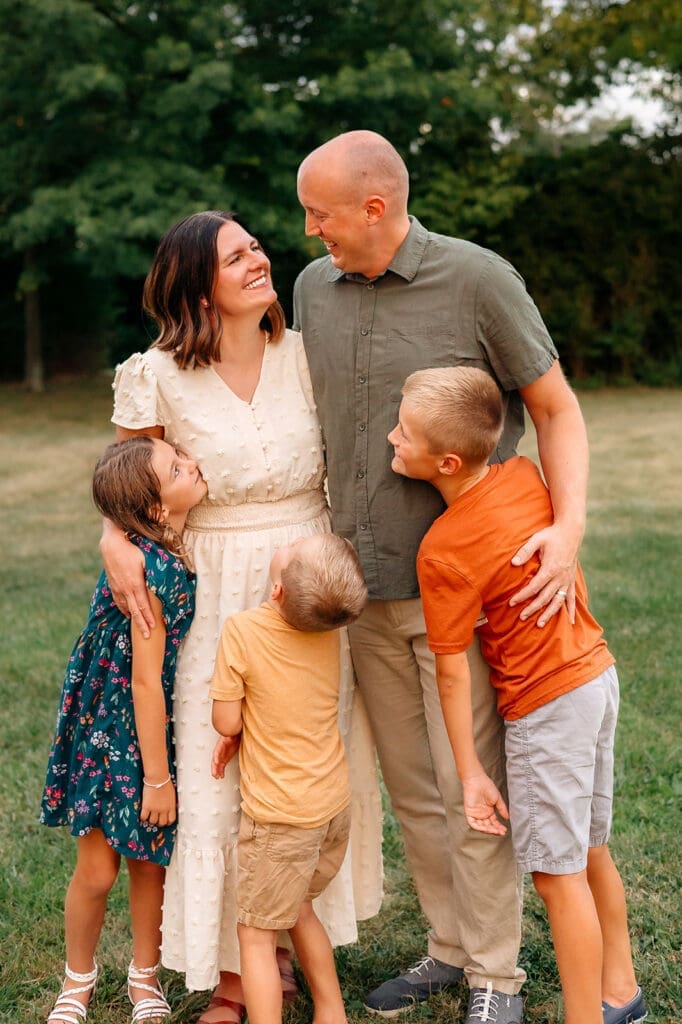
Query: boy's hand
140 781 177 826
211 735 241 779
462 773 509 835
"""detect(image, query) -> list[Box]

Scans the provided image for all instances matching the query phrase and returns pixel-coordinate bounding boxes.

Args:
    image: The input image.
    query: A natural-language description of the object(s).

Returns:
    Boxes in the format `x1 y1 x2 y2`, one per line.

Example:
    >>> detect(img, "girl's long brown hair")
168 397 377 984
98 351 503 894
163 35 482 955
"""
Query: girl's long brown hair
143 210 285 369
92 437 188 564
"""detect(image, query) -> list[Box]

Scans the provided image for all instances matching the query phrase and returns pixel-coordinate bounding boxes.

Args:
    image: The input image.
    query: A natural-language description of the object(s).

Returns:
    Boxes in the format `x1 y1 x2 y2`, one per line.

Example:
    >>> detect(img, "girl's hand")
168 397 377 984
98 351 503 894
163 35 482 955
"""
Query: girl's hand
140 780 177 827
100 523 155 636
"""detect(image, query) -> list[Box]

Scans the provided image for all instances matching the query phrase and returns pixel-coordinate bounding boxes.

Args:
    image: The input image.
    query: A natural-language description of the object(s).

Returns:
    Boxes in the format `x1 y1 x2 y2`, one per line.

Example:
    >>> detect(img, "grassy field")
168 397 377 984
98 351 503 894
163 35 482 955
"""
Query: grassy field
1 377 680 1023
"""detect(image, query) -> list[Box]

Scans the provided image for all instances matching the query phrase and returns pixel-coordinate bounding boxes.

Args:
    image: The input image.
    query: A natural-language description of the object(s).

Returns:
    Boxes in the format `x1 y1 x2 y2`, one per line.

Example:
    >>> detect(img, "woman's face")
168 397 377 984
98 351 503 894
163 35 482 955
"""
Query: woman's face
210 221 278 319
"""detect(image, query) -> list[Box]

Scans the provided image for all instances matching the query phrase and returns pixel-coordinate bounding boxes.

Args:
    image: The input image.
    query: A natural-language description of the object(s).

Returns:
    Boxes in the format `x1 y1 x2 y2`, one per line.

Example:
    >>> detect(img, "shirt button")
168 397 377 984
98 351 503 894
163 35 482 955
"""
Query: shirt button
360 328 369 336
366 282 374 290
356 470 365 479
359 524 368 531
358 375 367 384
359 423 366 431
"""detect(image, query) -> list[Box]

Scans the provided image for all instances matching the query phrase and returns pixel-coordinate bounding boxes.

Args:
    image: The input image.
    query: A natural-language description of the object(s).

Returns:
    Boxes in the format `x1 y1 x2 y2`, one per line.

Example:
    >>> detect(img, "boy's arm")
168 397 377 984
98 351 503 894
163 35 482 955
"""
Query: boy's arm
131 592 176 826
435 651 509 836
211 700 243 779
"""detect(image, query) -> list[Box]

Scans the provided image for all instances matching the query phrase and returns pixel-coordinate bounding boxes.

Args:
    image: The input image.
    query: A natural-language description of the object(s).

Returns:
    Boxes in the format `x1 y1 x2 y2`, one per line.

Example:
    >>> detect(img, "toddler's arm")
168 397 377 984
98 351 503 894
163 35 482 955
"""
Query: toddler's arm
211 699 243 779
131 593 176 826
435 652 509 836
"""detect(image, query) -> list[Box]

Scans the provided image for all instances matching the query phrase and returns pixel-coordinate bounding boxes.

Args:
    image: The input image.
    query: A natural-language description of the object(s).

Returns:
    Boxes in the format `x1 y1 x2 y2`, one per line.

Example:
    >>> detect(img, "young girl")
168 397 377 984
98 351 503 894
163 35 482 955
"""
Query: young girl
41 436 206 1024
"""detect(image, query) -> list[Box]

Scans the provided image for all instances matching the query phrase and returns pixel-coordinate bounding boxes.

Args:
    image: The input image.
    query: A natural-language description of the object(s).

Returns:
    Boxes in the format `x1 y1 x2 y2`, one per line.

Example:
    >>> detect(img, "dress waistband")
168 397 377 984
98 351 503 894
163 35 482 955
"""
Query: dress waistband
185 489 329 533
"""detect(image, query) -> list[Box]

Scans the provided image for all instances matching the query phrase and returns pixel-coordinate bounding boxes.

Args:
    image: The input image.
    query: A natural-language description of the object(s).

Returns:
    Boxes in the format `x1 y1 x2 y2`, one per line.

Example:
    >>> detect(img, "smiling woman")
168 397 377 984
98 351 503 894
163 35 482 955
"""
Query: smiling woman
97 211 383 1024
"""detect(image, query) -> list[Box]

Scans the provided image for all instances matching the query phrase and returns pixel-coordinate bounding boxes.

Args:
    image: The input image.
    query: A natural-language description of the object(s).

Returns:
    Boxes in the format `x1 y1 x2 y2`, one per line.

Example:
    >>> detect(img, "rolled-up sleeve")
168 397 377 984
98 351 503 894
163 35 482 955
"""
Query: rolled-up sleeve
111 353 160 429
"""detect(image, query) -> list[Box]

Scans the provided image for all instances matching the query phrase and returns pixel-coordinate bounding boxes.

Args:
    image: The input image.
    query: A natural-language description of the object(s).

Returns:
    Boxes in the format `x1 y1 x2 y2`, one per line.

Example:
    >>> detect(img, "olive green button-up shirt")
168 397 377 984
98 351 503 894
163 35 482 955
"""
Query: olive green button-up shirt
293 217 558 601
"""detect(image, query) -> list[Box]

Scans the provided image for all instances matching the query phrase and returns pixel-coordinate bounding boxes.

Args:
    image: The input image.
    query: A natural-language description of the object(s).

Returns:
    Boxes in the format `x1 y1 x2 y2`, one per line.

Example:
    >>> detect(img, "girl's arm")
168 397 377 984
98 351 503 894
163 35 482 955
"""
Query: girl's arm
100 424 165 637
435 651 509 836
131 592 176 826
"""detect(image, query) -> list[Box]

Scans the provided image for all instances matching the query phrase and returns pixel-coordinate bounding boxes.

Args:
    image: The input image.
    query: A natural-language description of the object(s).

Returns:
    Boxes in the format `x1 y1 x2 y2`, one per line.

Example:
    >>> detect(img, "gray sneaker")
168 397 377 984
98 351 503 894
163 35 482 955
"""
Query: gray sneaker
364 956 464 1017
464 983 524 1023
602 988 648 1024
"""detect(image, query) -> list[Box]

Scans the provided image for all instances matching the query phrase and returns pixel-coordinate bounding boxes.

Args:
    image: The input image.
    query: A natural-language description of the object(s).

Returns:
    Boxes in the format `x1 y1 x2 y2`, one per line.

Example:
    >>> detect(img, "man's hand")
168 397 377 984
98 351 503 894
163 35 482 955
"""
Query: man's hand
100 526 155 637
462 773 509 836
509 521 580 627
211 735 241 779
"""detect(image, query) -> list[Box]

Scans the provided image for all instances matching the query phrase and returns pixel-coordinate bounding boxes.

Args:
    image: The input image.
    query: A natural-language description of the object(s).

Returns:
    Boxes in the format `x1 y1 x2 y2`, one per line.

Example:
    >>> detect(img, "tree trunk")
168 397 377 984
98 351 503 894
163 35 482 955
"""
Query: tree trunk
23 249 45 393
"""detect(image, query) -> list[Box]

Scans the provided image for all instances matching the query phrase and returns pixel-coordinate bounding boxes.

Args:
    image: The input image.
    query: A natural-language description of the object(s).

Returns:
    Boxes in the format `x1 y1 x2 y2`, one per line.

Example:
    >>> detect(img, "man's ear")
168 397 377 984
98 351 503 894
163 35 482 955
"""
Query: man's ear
438 453 463 477
365 196 386 224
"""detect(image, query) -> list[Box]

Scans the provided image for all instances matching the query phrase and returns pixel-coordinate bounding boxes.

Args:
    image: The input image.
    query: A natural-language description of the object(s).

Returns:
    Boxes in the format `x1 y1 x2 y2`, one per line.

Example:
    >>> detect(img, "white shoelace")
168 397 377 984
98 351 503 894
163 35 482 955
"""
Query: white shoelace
469 982 500 1021
407 956 438 978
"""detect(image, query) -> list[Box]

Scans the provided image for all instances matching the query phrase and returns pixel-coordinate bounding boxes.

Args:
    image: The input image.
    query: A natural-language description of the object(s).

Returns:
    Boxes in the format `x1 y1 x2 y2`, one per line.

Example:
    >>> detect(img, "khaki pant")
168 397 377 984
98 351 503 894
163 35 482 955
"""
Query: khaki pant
348 598 525 994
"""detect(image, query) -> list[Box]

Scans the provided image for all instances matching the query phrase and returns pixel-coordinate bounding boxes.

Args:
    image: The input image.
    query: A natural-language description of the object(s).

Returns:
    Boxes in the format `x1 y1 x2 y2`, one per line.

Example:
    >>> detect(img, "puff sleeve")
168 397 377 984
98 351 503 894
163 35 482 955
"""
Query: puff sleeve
112 352 162 429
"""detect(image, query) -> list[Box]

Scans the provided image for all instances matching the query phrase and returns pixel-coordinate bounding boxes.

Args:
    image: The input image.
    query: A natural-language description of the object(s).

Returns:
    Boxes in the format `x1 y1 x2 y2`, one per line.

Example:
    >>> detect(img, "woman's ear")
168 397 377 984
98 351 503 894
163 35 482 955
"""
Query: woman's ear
156 504 171 523
200 296 210 308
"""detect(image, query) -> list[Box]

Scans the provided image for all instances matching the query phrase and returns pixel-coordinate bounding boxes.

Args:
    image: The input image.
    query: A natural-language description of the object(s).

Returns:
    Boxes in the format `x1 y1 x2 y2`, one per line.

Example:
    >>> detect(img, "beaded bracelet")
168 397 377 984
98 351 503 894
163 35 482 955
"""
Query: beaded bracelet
143 775 172 789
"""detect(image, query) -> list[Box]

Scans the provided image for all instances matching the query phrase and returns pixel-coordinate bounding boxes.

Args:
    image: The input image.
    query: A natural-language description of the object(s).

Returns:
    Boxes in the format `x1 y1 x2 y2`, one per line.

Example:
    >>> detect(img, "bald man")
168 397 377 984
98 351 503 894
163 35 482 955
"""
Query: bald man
293 131 588 1024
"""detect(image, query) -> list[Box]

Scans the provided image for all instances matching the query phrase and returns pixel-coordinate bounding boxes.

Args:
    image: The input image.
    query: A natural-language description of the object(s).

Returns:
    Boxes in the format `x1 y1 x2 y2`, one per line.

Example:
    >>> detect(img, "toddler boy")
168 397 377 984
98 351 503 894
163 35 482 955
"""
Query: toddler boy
210 533 368 1024
388 366 646 1024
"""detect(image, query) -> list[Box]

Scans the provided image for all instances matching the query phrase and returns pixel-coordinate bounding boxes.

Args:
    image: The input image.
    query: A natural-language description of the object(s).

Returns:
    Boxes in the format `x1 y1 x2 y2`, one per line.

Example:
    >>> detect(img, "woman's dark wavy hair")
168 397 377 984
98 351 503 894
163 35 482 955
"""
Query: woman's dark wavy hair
92 436 188 564
143 210 285 369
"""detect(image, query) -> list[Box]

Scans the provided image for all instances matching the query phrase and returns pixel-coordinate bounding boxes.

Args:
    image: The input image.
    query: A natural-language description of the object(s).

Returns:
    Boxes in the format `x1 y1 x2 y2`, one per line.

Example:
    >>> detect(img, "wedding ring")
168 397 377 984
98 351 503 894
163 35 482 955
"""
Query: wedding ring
556 589 567 598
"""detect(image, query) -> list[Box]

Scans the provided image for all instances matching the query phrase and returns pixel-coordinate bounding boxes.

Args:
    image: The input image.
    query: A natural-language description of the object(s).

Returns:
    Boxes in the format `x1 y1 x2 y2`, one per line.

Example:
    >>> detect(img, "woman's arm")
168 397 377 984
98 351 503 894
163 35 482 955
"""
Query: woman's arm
100 424 165 636
131 591 176 827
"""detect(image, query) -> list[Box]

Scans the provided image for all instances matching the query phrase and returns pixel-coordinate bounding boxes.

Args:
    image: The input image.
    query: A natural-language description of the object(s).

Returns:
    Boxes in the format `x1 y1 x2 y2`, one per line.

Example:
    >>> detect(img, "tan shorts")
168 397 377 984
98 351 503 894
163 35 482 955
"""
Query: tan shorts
236 805 351 930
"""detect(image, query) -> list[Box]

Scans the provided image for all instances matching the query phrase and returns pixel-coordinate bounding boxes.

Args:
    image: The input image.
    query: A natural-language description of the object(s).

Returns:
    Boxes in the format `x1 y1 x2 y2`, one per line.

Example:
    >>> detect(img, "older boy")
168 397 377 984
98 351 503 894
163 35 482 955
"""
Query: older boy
388 366 646 1024
209 533 367 1024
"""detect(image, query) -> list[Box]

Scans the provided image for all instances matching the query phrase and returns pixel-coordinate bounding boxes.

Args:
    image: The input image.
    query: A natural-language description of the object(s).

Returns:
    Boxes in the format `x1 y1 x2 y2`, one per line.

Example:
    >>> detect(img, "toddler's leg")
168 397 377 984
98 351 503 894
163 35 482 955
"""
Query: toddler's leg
532 870 602 1024
586 845 639 1006
237 923 281 1024
289 902 346 1024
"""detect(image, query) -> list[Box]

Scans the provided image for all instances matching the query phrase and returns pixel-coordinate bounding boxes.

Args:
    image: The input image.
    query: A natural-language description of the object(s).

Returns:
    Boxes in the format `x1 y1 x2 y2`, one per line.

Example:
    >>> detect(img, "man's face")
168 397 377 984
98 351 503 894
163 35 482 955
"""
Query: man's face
387 400 441 481
297 164 372 275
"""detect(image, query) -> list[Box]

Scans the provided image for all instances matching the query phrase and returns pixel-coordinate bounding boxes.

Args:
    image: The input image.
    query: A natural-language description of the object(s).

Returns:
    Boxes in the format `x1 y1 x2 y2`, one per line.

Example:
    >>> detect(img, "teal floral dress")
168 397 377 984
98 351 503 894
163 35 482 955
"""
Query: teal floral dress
41 536 196 865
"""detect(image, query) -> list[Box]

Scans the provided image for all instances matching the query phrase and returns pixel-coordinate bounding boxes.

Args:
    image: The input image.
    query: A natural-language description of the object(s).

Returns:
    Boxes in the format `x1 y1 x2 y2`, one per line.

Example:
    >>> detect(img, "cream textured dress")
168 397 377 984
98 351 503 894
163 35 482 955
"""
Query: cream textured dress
112 330 383 991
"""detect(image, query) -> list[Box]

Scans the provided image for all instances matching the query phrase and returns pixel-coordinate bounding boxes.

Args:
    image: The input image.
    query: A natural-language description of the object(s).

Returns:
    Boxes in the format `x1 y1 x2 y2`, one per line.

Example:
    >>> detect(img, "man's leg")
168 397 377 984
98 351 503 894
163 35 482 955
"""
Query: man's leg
349 599 524 1013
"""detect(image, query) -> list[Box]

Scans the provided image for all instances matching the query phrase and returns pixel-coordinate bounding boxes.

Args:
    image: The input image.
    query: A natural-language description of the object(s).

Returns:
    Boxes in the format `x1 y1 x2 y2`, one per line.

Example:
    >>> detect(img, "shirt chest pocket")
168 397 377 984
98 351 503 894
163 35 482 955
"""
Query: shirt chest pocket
378 326 492 403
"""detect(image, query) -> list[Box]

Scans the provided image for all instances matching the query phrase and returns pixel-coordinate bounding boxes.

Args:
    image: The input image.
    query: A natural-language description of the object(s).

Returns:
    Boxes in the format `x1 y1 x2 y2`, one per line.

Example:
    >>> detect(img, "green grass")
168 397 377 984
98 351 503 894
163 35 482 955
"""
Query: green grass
1 379 680 1022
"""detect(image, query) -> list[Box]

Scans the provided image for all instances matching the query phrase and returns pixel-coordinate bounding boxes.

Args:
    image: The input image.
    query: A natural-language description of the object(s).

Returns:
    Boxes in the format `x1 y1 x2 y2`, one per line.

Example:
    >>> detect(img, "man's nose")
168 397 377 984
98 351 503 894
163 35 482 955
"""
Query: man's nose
304 211 320 236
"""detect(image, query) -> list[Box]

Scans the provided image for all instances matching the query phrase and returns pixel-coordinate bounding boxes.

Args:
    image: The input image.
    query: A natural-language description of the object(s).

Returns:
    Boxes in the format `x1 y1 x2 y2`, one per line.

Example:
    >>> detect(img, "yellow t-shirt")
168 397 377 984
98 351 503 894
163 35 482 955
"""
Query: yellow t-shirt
209 603 349 827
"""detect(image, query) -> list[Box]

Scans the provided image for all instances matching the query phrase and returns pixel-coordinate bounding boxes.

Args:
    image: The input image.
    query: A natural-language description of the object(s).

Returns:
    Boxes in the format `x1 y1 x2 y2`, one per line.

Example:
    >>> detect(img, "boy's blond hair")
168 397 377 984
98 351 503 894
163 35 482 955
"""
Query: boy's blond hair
402 366 504 464
280 535 368 632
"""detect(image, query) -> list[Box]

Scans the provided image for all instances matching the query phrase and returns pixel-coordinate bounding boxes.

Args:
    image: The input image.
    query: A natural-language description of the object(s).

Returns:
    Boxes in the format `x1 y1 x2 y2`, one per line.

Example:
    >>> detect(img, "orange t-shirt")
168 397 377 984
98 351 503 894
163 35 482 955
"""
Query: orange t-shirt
417 457 614 720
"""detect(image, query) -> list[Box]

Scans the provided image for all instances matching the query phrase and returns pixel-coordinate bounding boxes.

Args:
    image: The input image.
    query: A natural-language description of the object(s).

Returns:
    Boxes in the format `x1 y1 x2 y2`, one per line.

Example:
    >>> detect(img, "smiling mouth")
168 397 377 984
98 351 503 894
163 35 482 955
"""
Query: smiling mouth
245 275 268 290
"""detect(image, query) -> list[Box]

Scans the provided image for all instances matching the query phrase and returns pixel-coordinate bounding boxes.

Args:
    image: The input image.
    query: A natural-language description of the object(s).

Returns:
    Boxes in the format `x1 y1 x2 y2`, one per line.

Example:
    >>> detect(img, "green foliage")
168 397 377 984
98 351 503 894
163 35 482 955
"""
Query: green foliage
0 0 680 382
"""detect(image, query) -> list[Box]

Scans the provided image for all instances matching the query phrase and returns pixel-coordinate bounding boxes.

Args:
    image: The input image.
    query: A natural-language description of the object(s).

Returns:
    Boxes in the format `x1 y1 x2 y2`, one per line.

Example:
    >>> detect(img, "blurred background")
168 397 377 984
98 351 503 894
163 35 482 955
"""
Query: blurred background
0 0 680 391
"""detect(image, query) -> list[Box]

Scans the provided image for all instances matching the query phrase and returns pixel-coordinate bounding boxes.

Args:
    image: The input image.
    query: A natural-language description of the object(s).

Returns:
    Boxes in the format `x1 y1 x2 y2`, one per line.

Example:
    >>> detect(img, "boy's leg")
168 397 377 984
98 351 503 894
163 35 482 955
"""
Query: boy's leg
586 845 639 1007
532 870 603 1024
289 901 346 1024
60 829 120 1004
237 923 281 1024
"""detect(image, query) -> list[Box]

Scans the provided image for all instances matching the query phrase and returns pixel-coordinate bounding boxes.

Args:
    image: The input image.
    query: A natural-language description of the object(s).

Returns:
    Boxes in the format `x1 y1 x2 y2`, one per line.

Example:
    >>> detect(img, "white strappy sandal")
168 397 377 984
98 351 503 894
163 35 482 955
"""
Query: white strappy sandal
127 960 171 1023
47 962 98 1023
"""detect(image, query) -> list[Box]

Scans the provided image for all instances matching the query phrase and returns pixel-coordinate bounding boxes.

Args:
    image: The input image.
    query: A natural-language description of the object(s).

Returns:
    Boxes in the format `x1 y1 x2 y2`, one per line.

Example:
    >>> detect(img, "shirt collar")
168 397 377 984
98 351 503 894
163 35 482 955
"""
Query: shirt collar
322 216 428 284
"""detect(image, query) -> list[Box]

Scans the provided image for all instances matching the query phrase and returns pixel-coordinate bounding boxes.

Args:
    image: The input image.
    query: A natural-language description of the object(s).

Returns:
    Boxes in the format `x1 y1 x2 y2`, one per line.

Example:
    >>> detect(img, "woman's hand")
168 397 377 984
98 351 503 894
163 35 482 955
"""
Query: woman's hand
100 521 155 636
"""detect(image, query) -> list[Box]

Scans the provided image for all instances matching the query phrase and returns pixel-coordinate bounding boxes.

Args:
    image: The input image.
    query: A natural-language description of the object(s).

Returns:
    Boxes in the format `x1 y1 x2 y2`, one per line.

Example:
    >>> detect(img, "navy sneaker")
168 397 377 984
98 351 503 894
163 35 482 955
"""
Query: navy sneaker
464 984 524 1023
364 956 464 1017
602 987 648 1024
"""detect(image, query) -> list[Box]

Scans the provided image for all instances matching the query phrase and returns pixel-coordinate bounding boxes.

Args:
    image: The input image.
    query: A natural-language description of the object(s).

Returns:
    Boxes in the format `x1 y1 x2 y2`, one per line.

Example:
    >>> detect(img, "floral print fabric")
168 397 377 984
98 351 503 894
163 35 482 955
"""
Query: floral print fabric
41 536 196 865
